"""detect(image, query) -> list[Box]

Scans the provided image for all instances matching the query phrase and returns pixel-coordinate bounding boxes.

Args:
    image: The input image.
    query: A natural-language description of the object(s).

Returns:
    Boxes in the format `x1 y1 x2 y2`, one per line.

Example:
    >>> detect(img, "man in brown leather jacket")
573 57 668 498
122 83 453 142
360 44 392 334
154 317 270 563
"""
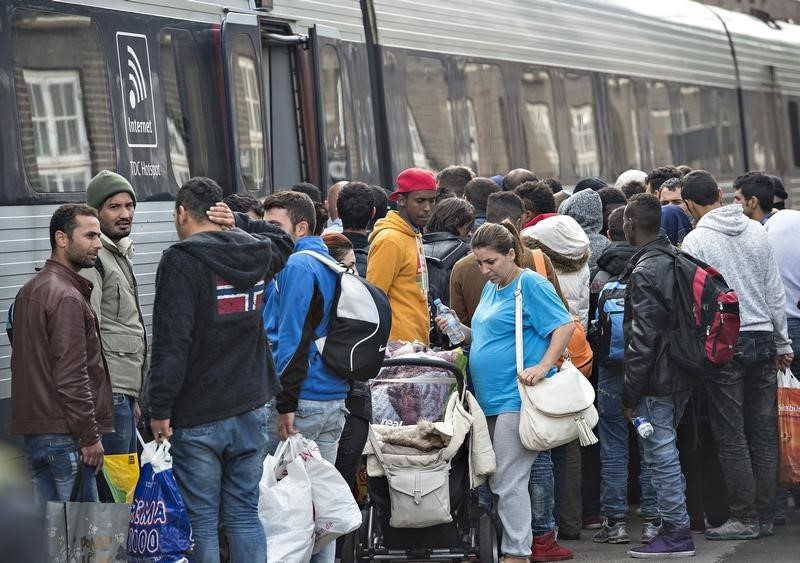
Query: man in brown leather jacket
11 204 113 507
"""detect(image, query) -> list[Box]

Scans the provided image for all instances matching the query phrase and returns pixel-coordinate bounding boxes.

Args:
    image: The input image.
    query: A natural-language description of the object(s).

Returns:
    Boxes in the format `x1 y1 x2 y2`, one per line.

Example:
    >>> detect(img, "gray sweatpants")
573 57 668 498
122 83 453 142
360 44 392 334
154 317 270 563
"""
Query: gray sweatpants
487 412 540 557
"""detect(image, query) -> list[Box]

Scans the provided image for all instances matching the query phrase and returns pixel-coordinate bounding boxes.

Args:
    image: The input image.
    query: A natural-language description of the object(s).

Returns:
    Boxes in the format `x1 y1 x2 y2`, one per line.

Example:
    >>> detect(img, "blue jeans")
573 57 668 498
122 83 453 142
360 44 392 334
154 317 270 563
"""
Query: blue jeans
707 331 777 523
635 392 691 529
266 398 347 563
23 434 98 509
170 407 269 563
530 449 556 536
102 393 137 455
597 365 658 520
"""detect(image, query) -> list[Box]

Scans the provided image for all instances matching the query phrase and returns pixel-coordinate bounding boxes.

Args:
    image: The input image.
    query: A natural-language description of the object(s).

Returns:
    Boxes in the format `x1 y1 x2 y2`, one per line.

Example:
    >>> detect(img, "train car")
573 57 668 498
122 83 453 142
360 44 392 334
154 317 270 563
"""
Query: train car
2 0 799 439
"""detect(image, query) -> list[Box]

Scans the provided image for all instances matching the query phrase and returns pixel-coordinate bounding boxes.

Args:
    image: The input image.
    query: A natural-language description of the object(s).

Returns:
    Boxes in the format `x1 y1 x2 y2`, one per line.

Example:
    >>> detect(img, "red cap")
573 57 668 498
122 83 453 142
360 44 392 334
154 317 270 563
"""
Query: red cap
389 168 437 201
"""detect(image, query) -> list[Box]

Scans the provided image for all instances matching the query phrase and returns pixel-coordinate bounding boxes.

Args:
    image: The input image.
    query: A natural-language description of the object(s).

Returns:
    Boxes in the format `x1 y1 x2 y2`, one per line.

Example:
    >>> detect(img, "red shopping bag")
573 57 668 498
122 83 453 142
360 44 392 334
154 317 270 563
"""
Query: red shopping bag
778 368 800 487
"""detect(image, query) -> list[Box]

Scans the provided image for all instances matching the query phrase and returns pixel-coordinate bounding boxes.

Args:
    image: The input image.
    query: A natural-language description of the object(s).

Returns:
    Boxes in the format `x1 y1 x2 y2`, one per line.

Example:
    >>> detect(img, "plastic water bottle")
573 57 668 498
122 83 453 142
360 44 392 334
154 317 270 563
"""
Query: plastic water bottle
632 416 654 439
434 298 465 345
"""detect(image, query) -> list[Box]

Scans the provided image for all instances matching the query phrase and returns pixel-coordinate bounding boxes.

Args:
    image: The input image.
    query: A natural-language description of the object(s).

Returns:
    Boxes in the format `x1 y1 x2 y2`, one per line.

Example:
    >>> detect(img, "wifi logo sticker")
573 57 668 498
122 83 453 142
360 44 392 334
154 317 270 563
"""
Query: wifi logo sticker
116 32 158 148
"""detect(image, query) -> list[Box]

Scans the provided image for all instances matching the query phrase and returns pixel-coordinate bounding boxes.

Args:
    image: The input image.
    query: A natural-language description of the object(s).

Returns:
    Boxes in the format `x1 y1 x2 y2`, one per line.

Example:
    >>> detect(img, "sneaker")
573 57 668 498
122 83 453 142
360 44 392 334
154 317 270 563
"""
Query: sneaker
774 515 790 526
531 531 573 562
641 519 661 544
592 520 629 544
704 518 760 541
759 522 774 537
628 523 696 559
582 515 602 529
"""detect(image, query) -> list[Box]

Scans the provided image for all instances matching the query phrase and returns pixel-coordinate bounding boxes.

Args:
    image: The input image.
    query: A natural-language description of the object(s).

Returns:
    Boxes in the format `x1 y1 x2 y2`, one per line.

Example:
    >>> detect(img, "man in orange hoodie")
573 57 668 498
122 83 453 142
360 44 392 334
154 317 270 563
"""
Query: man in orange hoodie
367 168 437 345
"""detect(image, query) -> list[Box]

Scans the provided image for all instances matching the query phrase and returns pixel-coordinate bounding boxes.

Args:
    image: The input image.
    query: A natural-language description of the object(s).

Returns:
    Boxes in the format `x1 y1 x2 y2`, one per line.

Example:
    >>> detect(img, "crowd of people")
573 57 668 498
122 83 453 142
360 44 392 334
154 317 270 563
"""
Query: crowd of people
8 158 799 562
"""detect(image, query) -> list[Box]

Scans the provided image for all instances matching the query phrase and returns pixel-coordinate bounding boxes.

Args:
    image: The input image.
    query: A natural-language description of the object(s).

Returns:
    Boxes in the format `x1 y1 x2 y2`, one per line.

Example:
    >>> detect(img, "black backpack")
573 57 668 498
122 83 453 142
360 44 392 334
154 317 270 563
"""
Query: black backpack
646 246 740 375
298 250 392 381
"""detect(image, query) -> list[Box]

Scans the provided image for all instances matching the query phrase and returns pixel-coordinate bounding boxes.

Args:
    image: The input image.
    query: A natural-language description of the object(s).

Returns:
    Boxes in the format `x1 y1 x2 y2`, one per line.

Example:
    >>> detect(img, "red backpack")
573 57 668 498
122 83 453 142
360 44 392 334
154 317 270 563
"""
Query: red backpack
649 246 740 375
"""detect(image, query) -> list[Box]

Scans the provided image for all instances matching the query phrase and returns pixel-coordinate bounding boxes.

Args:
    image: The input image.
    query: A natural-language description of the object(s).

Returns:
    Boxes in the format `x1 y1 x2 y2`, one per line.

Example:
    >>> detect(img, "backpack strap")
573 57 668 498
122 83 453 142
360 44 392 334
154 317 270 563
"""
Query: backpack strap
531 249 547 277
296 249 346 273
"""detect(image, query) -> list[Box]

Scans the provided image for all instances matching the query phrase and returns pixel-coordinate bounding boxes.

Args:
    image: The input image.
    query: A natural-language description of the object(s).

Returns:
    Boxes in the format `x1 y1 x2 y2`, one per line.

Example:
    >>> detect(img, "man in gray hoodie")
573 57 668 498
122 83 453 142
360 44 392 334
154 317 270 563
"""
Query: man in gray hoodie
680 170 793 541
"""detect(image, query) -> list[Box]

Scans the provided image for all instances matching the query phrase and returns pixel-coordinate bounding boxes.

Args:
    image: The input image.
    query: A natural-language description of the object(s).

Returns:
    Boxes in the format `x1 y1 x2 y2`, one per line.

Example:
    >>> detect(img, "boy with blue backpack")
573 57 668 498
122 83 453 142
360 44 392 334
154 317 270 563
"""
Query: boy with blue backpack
590 207 660 545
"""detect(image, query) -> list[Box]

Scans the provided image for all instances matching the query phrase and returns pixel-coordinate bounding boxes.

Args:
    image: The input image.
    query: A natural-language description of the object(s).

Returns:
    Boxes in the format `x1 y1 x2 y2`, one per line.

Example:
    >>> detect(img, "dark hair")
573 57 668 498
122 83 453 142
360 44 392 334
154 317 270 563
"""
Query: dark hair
291 182 322 203
435 186 457 204
49 204 98 250
337 181 375 231
436 165 475 197
677 165 693 176
223 193 263 217
626 193 662 235
313 202 328 235
264 190 317 232
502 169 538 192
733 171 774 214
321 232 354 264
465 177 501 213
515 181 556 215
369 185 390 228
607 206 626 241
620 180 646 200
176 177 223 221
486 192 524 224
540 177 562 193
598 187 628 208
573 176 608 193
646 166 682 191
425 198 474 236
471 220 523 267
680 170 719 206
659 177 682 192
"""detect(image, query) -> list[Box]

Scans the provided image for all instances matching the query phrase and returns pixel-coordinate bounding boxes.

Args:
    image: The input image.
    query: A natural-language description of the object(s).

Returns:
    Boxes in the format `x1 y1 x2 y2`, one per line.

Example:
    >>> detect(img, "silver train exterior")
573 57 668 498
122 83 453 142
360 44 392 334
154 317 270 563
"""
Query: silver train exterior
2 0 799 438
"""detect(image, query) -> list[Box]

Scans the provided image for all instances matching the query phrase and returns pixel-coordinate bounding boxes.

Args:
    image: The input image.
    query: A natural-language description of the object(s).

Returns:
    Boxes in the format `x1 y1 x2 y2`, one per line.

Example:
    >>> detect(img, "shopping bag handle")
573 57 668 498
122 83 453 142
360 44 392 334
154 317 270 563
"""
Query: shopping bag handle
69 461 86 502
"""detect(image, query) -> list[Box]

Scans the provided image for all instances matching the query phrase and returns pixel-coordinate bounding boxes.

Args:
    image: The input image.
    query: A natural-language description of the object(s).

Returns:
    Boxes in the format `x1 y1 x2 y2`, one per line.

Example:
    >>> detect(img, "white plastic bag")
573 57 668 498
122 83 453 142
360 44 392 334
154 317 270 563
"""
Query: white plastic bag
259 436 314 563
294 438 362 553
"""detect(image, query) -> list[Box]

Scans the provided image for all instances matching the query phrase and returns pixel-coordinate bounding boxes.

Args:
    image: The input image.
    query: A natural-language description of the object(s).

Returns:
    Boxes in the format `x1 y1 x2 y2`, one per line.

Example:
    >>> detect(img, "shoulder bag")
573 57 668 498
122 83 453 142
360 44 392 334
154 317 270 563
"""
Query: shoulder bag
515 270 599 450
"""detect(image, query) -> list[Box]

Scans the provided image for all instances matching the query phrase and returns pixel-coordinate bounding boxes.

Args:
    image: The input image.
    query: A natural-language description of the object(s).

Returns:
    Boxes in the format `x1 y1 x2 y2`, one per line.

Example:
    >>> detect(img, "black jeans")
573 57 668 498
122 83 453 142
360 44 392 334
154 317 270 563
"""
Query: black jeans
706 331 777 523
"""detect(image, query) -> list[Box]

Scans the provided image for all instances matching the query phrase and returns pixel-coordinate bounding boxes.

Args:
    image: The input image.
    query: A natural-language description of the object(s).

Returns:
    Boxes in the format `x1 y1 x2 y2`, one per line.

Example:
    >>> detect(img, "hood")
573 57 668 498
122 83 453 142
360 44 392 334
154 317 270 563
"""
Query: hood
173 229 271 289
695 204 751 237
521 215 590 260
558 189 603 235
522 237 589 273
369 210 418 243
596 241 637 277
660 205 694 245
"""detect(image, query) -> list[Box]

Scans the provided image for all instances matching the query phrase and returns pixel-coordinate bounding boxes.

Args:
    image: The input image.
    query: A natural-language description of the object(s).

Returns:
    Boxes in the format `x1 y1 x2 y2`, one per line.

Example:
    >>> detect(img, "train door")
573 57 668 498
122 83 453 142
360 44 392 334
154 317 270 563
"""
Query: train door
221 13 269 195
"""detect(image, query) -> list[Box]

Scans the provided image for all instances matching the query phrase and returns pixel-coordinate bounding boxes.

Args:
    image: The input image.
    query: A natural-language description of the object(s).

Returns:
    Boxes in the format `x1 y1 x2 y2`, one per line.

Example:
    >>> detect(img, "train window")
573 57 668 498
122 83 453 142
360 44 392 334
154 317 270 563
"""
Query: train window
646 82 674 167
607 77 641 175
788 101 800 168
231 34 266 192
12 9 115 193
464 63 510 174
564 73 600 178
405 56 454 170
743 91 775 172
712 89 741 174
520 70 559 179
160 29 218 189
321 45 348 183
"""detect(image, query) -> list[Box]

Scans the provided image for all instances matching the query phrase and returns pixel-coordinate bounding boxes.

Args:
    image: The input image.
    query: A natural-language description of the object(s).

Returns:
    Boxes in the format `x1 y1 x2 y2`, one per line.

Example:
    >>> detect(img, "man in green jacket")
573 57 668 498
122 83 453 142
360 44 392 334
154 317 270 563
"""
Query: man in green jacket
81 170 147 457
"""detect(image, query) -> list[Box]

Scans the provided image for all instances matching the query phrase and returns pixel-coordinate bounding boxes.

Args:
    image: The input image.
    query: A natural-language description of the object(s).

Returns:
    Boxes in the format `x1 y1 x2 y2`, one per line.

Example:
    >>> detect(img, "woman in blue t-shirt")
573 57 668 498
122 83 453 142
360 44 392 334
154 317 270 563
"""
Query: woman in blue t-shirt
437 220 574 562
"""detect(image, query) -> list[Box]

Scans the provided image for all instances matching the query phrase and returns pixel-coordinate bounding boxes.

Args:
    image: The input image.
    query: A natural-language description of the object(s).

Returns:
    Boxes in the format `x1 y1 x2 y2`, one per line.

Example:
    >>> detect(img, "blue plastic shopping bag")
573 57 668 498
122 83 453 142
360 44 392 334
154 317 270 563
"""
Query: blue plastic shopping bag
127 439 193 562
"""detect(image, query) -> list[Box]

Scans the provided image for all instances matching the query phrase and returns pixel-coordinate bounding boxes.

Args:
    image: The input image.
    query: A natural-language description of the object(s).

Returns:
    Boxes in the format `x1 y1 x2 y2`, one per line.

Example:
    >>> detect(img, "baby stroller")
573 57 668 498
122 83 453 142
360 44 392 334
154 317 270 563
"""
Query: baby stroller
342 354 498 562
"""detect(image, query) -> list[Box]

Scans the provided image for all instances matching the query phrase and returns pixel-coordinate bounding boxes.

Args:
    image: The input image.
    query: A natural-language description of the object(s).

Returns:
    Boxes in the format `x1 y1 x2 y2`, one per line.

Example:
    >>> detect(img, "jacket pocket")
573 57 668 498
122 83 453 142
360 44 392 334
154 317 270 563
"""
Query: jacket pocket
103 333 144 356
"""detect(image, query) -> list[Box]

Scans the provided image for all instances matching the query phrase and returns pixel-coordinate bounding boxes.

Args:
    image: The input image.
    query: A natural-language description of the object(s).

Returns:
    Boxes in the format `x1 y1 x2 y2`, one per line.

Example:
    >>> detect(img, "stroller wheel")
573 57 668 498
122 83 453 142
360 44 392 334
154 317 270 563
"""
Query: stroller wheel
478 513 499 563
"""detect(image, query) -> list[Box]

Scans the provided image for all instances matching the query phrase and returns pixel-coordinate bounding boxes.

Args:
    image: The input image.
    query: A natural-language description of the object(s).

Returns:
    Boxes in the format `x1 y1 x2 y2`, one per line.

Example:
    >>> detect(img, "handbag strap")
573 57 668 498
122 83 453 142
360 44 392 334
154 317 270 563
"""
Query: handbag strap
367 426 388 469
515 273 525 375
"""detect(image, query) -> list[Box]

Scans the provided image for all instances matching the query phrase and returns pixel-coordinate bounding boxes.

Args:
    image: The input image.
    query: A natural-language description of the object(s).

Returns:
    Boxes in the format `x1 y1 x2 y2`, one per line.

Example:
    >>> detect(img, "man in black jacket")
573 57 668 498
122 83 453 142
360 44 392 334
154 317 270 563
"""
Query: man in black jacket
621 194 695 559
147 178 293 563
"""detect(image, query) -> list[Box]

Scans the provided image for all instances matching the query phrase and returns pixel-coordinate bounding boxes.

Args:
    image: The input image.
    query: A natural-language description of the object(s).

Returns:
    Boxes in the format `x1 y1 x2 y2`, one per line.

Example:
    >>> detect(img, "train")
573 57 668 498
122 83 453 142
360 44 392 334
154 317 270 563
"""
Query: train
2 0 800 436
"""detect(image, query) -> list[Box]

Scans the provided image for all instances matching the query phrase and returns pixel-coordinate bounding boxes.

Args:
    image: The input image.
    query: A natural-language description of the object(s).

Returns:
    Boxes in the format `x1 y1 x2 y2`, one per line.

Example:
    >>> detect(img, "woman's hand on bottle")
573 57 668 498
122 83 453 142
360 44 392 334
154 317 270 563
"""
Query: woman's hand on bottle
518 364 549 386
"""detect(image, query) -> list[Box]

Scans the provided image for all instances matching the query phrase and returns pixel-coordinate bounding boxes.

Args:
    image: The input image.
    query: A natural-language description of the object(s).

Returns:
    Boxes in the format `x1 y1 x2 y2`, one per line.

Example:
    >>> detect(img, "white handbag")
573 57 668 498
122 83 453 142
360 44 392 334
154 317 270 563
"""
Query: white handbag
514 272 599 450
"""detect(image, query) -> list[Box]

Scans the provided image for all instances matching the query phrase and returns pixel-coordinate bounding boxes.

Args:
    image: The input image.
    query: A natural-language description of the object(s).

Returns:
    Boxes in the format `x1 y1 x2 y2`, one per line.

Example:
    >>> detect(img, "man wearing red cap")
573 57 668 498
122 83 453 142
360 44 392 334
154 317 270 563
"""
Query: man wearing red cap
367 168 437 344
